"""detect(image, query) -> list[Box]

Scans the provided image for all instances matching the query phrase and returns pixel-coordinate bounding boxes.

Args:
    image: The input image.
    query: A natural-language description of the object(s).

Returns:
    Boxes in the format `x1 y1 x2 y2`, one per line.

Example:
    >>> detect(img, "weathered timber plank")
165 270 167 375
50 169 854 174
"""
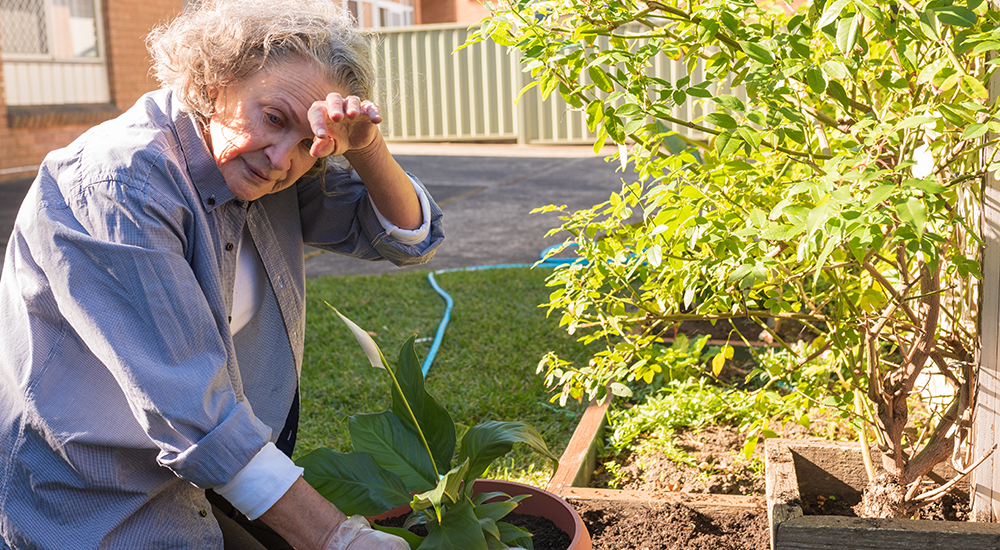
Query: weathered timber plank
562 487 763 515
545 399 609 497
775 515 1000 550
973 50 1000 522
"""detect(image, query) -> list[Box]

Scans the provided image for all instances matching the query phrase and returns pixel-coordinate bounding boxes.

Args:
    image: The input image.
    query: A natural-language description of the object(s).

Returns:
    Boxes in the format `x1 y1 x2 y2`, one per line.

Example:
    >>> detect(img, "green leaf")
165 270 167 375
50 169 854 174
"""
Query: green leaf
419 499 489 550
836 13 859 54
411 460 470 522
816 0 851 29
895 197 927 237
899 115 936 129
917 57 948 84
474 499 519 523
960 75 989 101
827 80 851 110
589 66 615 93
903 178 947 194
936 5 977 27
714 94 746 112
350 412 439 492
715 132 743 157
457 421 557 483
920 9 941 40
297 449 412 516
646 244 663 267
821 60 849 80
743 435 759 460
739 41 774 65
488 20 516 46
806 66 828 94
705 112 738 130
585 99 605 132
963 123 989 140
609 382 633 397
616 103 642 118
391 336 457 475
498 521 533 549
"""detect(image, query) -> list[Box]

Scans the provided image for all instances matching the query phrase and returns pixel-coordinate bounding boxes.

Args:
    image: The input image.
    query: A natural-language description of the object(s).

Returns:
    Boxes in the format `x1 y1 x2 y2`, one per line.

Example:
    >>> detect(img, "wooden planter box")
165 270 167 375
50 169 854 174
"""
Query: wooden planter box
546 399 763 515
765 438 997 550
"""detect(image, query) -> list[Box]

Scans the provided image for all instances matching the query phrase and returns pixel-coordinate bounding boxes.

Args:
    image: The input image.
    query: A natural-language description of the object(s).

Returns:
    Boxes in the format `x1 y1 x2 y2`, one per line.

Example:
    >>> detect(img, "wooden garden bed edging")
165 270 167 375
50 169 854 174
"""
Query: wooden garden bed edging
765 438 994 550
546 399 763 515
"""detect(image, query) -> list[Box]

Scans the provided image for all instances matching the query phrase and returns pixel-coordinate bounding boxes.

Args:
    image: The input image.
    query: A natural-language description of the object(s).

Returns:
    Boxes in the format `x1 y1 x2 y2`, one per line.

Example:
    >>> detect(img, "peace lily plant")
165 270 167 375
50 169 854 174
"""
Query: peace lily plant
296 306 558 550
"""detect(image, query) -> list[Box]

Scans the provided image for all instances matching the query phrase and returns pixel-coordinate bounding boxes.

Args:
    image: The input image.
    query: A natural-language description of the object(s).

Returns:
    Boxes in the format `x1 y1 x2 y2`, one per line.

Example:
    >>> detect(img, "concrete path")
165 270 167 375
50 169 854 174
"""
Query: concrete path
0 143 635 278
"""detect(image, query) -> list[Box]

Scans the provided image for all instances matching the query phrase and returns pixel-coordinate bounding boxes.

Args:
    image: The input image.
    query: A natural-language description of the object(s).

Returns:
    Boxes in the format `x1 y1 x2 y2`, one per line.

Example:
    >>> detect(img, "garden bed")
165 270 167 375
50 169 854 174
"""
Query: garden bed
765 438 992 550
547 400 769 550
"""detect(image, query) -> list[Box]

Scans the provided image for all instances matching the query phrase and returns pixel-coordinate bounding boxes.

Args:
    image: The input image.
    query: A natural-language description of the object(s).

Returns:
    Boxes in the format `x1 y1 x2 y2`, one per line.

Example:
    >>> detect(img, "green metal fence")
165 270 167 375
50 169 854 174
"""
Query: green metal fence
375 23 735 145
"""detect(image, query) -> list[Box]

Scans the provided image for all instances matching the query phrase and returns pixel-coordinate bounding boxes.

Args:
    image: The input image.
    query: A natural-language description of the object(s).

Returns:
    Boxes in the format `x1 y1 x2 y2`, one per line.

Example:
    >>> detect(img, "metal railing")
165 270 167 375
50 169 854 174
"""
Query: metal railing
374 23 736 145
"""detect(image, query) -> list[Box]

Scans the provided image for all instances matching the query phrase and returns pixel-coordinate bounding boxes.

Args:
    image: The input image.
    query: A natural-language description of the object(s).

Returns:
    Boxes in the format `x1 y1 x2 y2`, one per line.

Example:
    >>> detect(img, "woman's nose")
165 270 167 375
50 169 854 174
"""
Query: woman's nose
265 138 297 171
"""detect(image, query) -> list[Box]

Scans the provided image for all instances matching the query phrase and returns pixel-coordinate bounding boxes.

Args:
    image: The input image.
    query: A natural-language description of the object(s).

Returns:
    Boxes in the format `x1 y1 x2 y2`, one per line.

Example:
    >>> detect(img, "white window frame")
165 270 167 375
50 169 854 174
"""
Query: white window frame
343 0 413 29
1 0 107 63
1 0 110 105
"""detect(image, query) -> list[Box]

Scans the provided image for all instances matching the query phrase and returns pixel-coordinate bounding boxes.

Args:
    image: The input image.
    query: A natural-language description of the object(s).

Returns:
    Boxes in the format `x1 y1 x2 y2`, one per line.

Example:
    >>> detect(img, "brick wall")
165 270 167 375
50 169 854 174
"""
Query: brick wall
0 0 183 182
104 0 184 111
455 0 488 24
417 0 456 25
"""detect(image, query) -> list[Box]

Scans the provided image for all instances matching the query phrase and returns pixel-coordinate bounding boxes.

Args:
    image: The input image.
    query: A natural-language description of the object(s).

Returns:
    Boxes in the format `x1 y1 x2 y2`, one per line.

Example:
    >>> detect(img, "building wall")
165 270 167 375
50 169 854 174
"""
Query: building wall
0 0 184 182
455 0 488 24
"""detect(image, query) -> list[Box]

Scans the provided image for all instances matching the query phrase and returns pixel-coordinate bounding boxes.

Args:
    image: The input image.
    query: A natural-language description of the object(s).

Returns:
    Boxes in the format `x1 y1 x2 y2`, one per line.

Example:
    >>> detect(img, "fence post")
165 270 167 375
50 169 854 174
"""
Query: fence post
972 48 1000 522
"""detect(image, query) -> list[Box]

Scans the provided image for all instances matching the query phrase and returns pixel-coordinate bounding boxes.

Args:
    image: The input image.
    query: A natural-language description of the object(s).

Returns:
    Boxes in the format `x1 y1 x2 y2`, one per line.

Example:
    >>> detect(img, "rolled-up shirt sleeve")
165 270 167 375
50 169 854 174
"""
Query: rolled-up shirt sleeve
297 168 444 266
212 442 303 520
368 175 432 247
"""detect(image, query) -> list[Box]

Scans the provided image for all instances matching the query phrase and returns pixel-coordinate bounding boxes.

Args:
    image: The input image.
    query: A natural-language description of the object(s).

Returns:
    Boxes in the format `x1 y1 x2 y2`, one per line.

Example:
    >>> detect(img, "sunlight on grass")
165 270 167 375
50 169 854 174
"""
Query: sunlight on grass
296 267 594 488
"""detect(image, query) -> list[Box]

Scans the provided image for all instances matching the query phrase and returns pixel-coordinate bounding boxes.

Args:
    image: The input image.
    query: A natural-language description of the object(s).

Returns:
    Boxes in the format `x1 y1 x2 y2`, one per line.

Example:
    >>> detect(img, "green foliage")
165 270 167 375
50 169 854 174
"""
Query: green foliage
298 309 558 549
472 0 997 495
297 268 591 488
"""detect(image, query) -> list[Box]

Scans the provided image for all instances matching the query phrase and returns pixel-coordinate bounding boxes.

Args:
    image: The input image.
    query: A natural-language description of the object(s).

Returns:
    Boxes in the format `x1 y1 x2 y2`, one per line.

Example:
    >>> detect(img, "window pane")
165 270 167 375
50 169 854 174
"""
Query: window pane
347 0 359 24
0 0 48 55
51 0 98 57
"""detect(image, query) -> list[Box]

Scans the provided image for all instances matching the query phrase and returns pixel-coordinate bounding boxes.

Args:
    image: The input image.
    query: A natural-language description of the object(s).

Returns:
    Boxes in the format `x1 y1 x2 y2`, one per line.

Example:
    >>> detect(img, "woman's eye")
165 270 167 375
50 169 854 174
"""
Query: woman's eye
267 113 282 125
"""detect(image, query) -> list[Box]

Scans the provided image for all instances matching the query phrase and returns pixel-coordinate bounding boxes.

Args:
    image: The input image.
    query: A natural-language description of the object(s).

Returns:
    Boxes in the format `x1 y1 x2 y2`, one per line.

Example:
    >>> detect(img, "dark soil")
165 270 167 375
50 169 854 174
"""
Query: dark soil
571 499 769 550
592 425 765 496
800 490 971 521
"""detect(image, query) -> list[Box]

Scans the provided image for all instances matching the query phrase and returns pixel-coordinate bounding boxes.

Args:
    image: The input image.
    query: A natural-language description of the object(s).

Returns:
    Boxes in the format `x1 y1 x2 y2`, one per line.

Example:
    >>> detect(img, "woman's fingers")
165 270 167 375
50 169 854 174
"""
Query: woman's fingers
308 93 382 157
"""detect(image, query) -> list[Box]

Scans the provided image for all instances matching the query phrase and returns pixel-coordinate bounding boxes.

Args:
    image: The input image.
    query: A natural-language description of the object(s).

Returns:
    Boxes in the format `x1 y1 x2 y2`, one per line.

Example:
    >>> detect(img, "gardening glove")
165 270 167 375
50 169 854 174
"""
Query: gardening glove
323 515 409 550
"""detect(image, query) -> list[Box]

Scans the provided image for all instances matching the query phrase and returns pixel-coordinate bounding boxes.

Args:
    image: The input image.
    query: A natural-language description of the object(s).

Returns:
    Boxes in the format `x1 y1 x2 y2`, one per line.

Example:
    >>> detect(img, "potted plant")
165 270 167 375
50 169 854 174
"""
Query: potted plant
296 307 591 550
469 0 998 521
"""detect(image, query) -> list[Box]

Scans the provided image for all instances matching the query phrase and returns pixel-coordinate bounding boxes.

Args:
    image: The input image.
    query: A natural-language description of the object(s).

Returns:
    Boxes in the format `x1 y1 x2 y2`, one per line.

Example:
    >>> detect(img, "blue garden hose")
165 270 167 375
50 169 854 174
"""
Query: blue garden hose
420 245 581 376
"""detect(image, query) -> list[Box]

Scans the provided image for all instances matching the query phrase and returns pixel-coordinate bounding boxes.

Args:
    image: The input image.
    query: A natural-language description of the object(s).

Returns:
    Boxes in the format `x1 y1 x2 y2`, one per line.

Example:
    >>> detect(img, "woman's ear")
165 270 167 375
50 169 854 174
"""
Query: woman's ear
207 85 220 99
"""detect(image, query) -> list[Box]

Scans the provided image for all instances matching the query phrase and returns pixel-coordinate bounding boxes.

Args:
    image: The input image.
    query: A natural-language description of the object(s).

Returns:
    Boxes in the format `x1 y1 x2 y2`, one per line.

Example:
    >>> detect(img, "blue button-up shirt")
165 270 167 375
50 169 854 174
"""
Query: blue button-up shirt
0 89 443 549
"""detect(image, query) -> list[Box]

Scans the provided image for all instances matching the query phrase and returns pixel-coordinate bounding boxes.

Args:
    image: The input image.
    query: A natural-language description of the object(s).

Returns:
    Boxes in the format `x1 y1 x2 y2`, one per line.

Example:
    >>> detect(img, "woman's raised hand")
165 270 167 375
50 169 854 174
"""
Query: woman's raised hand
308 92 383 158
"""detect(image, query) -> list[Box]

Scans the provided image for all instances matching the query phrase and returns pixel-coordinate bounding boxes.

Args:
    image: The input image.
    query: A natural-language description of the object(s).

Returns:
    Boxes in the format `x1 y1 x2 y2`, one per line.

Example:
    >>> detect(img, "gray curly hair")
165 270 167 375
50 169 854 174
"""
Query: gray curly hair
147 0 376 122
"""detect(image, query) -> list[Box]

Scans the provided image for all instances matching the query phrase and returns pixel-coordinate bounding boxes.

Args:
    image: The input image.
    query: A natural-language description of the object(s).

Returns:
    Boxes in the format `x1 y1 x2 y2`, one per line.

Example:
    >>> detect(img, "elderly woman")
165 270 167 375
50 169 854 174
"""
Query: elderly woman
0 1 442 548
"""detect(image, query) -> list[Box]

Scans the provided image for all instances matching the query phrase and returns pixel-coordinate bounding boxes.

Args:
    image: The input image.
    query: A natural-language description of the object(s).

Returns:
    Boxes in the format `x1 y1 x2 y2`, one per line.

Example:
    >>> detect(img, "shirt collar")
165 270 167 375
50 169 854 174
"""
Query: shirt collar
171 93 236 213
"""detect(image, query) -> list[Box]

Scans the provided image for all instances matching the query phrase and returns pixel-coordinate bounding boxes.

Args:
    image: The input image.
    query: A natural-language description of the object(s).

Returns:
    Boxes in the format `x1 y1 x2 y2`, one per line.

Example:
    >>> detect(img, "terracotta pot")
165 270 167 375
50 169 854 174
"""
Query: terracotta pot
370 478 592 549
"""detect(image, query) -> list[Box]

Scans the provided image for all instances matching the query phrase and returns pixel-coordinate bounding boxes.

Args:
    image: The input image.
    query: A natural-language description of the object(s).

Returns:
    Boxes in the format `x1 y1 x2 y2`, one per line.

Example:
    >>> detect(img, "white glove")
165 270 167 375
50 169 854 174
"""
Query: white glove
323 515 409 550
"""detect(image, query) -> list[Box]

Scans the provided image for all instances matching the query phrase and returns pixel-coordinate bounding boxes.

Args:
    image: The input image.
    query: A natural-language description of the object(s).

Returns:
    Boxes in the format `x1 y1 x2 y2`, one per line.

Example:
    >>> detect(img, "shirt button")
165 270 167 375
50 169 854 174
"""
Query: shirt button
226 243 234 251
199 509 208 517
207 197 216 206
234 199 243 207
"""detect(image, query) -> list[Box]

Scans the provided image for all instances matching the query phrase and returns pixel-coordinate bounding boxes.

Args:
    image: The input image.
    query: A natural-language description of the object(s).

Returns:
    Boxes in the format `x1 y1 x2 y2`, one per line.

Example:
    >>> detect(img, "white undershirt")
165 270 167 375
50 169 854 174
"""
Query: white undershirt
217 178 432 518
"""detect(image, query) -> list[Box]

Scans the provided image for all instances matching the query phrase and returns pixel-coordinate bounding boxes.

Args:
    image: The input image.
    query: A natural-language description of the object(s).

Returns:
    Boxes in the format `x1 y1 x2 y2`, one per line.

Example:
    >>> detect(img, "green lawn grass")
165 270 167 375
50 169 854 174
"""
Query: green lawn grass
295 266 593 487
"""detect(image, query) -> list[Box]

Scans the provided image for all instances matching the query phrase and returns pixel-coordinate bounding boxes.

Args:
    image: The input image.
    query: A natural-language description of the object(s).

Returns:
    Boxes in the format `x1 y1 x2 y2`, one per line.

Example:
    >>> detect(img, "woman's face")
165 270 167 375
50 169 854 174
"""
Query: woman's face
206 58 339 201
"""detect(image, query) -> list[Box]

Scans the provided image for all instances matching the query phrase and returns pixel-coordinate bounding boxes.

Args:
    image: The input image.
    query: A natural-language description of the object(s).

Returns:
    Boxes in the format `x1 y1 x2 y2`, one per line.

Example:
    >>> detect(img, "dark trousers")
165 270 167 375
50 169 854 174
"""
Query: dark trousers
206 490 293 550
